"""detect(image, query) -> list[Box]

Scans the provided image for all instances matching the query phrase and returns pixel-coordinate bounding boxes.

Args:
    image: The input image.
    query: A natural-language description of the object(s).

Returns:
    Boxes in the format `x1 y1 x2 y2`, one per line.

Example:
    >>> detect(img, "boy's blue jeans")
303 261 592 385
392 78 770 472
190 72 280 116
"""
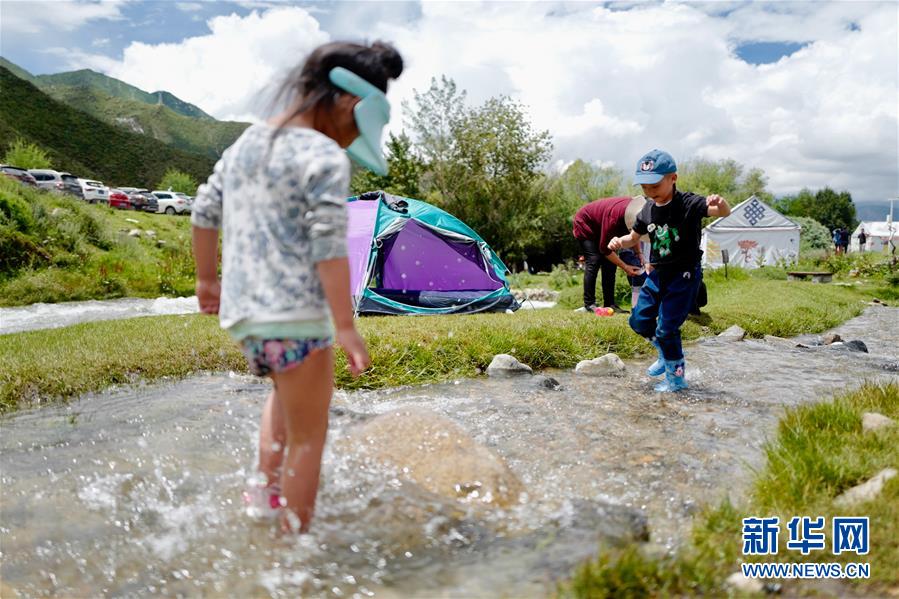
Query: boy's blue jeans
629 264 702 361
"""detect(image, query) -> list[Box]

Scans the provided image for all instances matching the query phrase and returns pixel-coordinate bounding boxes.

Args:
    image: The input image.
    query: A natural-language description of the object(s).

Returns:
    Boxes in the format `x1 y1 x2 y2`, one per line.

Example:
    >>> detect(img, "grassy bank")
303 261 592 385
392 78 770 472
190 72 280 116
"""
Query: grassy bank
0 275 882 413
560 382 899 598
0 178 194 306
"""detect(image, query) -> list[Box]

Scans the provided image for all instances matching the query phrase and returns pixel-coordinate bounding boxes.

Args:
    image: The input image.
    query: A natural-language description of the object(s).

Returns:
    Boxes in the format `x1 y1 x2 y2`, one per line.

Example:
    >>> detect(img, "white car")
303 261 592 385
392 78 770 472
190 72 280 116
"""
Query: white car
78 178 109 203
152 191 190 215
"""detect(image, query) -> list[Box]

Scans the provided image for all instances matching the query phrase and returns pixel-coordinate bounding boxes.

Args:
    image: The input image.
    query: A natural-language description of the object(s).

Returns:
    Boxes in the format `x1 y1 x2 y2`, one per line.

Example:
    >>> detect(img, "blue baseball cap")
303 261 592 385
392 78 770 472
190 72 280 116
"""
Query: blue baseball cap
634 149 677 184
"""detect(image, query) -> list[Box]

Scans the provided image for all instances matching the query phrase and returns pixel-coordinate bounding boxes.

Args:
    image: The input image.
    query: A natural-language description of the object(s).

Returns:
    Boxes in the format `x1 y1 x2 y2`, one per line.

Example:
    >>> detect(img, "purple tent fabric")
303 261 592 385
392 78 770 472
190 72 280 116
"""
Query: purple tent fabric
346 199 380 296
379 220 502 291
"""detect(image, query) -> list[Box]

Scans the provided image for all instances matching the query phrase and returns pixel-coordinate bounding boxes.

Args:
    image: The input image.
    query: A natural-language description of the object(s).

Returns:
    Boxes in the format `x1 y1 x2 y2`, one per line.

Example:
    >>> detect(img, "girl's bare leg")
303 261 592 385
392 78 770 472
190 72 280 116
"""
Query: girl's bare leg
258 389 286 487
269 347 334 532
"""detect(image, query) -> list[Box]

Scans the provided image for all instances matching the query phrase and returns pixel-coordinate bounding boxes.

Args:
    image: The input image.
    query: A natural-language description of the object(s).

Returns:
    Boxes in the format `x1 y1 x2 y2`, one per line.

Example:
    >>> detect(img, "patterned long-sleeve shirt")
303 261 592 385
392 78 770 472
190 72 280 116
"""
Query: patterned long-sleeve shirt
191 123 350 333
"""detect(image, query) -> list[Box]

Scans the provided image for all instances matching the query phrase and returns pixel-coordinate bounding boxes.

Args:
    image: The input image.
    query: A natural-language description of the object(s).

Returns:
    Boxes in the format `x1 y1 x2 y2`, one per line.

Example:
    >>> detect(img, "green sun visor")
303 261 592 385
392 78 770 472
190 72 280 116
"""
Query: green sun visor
329 67 391 176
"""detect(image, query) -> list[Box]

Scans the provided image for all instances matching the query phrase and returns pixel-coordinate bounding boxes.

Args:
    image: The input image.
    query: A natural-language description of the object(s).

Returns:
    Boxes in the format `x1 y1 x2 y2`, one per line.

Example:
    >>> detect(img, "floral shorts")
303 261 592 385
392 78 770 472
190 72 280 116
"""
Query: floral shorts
239 338 332 377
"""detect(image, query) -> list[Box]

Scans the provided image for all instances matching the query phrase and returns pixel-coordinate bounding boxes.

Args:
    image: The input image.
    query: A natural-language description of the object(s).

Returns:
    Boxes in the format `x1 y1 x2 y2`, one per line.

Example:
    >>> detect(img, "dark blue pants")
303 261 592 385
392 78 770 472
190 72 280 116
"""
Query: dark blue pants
629 264 702 361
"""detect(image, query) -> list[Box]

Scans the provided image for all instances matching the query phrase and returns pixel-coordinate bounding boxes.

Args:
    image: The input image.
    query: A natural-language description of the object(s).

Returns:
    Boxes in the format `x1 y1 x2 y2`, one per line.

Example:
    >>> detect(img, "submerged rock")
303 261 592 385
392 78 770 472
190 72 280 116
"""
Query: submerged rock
530 375 563 391
341 407 524 508
821 333 843 345
726 572 764 594
862 412 895 432
487 354 533 377
575 353 626 376
718 325 746 341
843 340 868 353
834 468 897 508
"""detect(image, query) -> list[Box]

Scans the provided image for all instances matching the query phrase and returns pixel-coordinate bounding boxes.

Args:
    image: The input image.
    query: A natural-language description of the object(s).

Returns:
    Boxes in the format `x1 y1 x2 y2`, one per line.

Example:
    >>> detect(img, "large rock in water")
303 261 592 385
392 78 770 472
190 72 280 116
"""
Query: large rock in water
341 407 524 508
575 353 626 376
487 354 533 377
718 325 746 341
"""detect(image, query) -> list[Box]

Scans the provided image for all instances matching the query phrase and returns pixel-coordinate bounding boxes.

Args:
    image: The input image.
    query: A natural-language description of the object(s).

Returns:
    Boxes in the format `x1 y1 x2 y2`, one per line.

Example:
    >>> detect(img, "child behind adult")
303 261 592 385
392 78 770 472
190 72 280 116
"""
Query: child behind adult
191 41 403 532
609 150 731 392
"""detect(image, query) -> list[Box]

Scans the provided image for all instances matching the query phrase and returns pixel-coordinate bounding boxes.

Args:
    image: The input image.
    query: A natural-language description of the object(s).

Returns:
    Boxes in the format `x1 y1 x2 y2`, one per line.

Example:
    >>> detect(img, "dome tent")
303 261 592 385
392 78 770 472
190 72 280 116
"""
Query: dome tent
346 191 519 315
701 196 801 268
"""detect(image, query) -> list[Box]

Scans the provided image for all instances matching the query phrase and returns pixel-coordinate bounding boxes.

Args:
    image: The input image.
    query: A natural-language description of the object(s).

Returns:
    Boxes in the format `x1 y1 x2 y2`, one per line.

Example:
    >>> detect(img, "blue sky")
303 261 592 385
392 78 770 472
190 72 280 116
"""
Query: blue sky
1 1 896 203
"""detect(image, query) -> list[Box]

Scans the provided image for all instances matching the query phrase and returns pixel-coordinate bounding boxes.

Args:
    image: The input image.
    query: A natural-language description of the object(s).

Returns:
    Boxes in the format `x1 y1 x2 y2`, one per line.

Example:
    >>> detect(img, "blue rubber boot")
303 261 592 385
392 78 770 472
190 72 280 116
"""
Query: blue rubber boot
646 340 665 377
654 359 688 392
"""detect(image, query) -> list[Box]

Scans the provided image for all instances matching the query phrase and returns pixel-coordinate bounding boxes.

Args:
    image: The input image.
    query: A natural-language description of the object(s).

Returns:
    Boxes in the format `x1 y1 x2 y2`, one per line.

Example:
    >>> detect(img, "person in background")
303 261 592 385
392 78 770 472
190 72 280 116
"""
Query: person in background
858 227 867 252
191 40 403 532
572 196 647 313
609 149 731 392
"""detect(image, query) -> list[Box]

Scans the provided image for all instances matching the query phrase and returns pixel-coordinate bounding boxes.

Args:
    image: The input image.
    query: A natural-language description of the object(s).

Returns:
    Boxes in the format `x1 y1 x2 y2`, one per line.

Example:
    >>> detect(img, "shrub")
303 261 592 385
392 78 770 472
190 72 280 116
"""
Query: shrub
2 137 51 169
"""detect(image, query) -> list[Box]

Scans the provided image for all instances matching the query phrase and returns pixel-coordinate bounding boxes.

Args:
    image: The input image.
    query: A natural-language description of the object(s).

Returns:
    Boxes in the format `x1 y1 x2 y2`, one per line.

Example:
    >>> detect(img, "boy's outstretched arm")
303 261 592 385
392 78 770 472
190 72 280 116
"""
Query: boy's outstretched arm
707 194 731 217
608 230 641 252
193 226 221 314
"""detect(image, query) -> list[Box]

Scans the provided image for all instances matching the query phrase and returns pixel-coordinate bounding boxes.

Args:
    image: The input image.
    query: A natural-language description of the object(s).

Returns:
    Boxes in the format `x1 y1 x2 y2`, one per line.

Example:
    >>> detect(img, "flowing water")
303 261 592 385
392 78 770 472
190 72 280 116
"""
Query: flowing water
1 306 897 598
0 296 200 335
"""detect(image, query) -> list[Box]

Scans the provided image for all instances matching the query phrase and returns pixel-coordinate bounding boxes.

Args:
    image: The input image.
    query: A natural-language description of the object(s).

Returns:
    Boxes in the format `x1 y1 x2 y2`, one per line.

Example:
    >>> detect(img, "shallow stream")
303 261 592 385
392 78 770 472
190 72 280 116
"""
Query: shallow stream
2 306 897 597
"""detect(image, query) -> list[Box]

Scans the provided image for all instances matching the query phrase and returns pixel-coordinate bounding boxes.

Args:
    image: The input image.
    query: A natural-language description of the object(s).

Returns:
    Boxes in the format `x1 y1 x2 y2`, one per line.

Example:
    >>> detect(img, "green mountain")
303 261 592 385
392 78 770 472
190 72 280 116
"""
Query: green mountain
1 58 249 159
35 68 215 120
0 66 215 189
0 58 38 85
41 84 248 159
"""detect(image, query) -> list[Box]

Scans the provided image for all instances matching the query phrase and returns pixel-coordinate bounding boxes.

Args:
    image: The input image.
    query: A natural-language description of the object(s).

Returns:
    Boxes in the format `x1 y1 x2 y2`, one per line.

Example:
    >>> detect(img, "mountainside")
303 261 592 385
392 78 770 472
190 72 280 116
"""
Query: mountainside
1 58 249 159
0 67 214 189
42 84 248 159
34 68 215 120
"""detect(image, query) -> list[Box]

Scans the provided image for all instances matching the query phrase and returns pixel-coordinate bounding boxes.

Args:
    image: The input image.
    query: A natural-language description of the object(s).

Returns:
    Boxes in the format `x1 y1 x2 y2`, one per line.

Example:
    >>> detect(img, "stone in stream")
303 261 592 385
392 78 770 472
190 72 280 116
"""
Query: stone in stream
862 412 895 432
574 353 626 376
718 325 746 341
821 333 843 345
530 375 563 390
340 407 524 508
487 354 533 377
726 572 764 594
833 468 897 508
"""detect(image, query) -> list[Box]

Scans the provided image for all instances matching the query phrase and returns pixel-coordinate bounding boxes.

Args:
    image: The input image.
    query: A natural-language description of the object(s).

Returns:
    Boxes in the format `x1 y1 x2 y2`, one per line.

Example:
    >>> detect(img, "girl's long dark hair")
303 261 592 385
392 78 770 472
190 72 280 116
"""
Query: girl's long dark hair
271 41 403 128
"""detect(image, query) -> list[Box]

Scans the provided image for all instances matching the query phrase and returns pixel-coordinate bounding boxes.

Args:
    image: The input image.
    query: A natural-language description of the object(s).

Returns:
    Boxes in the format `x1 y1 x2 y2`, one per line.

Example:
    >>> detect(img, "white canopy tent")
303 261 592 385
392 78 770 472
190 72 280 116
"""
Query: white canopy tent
701 196 801 269
850 221 897 253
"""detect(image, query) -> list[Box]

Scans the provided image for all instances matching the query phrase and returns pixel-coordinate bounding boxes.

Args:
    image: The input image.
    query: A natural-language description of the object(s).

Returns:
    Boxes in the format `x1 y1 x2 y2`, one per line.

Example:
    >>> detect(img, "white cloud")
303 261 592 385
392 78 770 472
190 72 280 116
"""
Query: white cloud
0 0 128 34
55 1 897 202
69 7 329 119
176 2 204 11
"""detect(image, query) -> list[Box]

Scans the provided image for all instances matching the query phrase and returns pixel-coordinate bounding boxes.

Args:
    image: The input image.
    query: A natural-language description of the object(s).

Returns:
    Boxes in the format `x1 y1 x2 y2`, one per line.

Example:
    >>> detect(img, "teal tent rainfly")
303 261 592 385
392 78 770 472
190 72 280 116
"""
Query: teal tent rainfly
346 191 520 315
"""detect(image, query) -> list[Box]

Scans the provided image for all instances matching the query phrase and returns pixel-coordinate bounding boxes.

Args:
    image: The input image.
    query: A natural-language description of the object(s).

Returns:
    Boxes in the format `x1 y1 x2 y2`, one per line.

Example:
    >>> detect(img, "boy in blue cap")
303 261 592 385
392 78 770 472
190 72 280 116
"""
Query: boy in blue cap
609 149 731 391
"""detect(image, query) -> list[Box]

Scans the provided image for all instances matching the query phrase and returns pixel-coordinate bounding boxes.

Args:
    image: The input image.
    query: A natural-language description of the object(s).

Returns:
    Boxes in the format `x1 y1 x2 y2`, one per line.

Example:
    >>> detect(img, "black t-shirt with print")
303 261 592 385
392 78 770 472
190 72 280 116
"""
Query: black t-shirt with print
632 188 708 272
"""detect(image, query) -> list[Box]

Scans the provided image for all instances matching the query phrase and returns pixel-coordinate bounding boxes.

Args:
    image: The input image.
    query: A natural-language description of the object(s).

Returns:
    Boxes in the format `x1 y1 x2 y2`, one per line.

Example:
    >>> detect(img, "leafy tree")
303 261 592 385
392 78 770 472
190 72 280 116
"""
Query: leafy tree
350 132 425 198
441 95 553 262
158 168 198 195
403 76 467 199
675 158 742 197
791 216 832 254
2 137 51 169
403 77 553 262
735 167 774 203
775 187 856 231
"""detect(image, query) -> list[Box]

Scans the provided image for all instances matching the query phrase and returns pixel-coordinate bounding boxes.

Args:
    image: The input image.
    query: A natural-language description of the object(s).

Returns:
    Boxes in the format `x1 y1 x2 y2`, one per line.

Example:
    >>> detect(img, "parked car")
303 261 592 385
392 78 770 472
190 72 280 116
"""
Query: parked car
152 190 190 215
108 189 132 209
28 169 84 198
118 187 157 212
78 178 109 203
60 173 85 199
1 164 38 187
